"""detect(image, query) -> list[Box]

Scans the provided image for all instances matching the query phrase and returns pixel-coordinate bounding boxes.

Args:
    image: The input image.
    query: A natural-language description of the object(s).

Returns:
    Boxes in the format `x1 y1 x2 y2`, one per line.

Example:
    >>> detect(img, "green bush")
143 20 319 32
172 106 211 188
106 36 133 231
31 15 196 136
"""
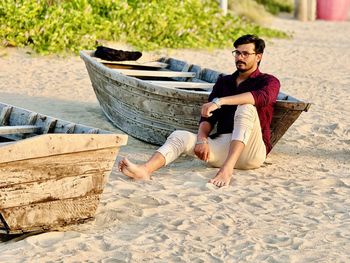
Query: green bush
0 0 288 54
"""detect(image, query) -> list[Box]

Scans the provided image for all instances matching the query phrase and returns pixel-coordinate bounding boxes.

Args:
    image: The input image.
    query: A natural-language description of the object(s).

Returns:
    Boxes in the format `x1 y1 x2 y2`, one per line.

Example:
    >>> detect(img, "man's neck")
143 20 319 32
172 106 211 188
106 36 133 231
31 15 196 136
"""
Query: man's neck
238 66 258 80
235 66 258 87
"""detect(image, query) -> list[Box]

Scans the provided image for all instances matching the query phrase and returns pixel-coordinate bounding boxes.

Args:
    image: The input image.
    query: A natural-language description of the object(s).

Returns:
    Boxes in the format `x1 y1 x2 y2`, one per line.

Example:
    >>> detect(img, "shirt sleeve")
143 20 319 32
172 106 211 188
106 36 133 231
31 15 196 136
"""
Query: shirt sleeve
250 75 280 107
199 75 224 126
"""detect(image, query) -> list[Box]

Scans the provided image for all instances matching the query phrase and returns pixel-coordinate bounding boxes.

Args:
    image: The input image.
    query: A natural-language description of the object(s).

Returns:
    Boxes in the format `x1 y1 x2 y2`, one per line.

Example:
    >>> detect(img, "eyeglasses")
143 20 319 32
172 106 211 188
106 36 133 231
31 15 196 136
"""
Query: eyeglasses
232 50 256 59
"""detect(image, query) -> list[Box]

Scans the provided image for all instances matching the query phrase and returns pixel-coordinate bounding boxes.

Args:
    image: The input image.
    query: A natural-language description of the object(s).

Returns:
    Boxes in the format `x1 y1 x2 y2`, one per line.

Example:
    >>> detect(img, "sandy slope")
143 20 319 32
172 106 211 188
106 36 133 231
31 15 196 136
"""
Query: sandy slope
0 16 349 262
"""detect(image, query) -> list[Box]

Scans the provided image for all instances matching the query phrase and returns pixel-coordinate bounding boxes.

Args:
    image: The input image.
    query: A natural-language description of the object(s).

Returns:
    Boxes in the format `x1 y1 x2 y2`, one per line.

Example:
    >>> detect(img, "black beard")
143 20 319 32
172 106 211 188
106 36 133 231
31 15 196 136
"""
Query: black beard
237 68 248 73
236 62 247 72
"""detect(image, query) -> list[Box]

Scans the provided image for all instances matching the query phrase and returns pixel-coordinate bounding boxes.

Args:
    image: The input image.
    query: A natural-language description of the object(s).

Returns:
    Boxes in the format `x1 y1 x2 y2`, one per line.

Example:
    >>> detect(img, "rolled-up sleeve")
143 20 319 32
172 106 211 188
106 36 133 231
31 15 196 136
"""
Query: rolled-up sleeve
251 76 280 107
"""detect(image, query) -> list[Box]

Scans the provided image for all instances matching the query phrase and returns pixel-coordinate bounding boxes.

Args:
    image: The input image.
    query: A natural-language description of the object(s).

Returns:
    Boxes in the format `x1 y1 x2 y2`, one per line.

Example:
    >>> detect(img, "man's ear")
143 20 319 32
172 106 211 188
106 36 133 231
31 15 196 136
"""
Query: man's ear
256 53 263 62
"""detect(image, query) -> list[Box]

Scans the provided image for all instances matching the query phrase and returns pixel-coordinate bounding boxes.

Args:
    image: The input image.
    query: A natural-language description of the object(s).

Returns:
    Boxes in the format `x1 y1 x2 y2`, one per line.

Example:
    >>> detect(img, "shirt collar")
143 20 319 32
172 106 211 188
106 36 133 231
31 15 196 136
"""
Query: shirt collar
232 68 261 79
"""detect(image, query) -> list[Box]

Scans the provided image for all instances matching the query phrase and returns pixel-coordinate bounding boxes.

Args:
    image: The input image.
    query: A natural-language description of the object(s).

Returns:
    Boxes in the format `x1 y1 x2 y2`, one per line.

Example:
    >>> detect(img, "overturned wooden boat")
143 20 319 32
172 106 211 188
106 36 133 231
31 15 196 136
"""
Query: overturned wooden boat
80 50 311 148
0 102 128 234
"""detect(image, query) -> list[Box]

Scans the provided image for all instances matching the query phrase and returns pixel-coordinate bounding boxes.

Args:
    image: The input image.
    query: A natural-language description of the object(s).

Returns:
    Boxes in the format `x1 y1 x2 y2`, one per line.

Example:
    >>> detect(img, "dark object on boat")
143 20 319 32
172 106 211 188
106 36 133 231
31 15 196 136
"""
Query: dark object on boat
0 102 128 234
80 50 311 148
94 46 142 61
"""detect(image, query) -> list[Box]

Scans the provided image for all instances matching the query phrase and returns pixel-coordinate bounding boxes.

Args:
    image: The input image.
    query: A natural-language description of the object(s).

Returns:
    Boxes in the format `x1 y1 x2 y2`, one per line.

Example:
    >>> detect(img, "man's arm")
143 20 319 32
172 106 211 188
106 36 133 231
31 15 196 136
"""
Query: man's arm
201 92 255 118
250 77 280 107
219 92 255 106
194 121 213 162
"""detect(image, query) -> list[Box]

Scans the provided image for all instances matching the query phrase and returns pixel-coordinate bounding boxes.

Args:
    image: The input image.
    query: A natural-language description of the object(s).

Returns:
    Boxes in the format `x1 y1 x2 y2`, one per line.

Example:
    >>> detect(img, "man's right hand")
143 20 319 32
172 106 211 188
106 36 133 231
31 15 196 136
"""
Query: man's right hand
194 142 210 162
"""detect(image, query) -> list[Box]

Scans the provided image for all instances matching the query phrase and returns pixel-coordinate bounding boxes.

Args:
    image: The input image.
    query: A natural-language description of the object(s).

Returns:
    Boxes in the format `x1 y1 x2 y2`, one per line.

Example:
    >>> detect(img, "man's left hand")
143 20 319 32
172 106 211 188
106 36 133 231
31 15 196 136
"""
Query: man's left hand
201 102 218 117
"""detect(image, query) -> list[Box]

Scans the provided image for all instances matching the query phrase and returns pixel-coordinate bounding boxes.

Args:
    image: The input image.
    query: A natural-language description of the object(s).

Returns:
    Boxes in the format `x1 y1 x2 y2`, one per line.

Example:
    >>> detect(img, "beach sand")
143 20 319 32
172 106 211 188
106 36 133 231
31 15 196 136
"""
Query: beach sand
0 16 350 262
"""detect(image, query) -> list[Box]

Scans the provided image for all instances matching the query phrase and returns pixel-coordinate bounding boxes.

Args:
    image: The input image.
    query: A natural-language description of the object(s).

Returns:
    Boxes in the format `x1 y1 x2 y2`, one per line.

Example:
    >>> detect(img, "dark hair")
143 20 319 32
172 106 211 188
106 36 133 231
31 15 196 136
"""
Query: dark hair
233 34 265 54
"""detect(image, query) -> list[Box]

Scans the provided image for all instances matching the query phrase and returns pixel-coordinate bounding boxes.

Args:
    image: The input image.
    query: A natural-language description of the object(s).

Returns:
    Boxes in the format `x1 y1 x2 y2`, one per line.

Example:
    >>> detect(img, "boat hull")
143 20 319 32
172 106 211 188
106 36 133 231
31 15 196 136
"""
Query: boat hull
0 103 128 234
81 51 209 145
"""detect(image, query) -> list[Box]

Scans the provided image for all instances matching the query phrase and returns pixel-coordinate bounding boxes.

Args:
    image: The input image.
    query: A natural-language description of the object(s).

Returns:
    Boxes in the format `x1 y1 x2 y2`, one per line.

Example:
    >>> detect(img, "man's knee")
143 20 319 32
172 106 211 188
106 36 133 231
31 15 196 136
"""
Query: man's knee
168 130 193 141
167 130 196 150
234 104 257 121
158 130 196 165
232 104 257 145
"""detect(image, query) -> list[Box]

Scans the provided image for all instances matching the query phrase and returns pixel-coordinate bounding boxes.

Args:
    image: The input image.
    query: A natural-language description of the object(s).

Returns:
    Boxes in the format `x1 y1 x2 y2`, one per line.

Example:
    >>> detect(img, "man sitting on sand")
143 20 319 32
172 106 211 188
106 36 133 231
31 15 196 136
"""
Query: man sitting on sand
119 34 280 187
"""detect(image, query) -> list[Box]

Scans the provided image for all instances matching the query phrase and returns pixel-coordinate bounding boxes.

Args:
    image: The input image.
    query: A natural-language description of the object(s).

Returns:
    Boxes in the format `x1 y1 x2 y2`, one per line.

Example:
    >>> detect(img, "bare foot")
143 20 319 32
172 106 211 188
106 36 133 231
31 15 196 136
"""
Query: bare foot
208 168 233 187
118 158 151 180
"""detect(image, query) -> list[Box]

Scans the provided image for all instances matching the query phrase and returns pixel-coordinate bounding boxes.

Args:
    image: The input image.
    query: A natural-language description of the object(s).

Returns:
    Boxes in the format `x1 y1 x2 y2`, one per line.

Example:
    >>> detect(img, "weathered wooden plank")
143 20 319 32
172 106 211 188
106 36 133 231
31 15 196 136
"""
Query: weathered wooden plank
199 68 222 83
0 102 109 135
27 112 38 125
0 214 7 233
0 125 40 135
275 101 311 111
270 110 303 147
64 123 76 134
163 57 188 72
189 64 202 78
0 147 116 188
161 57 193 81
0 170 106 209
146 81 214 89
177 62 191 82
21 113 40 139
87 128 100 134
0 194 99 234
0 134 128 164
43 119 57 134
94 58 168 69
0 106 12 126
113 69 196 78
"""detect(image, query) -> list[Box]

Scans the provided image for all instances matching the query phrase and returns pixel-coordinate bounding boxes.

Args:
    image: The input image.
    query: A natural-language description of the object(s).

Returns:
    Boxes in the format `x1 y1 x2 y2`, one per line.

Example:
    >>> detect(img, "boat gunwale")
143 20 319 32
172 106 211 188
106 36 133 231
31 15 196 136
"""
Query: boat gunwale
0 102 110 137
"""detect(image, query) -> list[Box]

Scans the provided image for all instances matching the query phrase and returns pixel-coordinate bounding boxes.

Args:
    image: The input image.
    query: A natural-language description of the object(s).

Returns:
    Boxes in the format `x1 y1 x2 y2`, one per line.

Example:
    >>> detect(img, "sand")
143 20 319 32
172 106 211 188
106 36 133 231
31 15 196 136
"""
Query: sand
0 16 350 262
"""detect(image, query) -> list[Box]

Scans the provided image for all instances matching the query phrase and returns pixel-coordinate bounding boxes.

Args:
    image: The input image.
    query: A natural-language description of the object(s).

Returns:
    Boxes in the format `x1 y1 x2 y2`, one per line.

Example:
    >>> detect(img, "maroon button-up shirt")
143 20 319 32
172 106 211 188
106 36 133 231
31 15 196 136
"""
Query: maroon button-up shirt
200 68 280 154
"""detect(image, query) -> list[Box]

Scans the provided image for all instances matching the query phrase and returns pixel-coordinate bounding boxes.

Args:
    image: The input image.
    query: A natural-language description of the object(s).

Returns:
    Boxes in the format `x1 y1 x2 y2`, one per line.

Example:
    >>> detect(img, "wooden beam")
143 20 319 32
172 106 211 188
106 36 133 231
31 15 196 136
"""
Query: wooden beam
64 123 76 134
146 80 214 89
0 134 128 164
114 69 196 78
94 58 168 69
27 113 38 125
0 106 12 126
0 125 40 135
43 119 57 134
0 147 115 188
87 128 100 134
1 195 99 234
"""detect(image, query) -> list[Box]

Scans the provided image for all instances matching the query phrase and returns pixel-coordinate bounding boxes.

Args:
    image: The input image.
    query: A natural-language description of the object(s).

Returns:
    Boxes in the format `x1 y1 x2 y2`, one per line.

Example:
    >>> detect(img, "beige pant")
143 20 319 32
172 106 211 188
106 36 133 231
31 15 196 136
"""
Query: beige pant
157 104 266 169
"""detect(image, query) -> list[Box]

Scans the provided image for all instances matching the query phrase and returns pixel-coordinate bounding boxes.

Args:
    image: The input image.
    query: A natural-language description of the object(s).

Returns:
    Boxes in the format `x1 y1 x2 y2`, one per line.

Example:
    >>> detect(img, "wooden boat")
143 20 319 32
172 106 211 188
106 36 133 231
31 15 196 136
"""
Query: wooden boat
0 102 128 234
80 50 311 148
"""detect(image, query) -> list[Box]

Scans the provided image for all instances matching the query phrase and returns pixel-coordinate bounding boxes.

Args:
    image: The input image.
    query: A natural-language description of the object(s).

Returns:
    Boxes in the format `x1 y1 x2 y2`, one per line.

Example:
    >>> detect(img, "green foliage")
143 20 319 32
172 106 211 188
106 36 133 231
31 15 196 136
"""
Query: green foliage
0 0 288 54
254 0 294 14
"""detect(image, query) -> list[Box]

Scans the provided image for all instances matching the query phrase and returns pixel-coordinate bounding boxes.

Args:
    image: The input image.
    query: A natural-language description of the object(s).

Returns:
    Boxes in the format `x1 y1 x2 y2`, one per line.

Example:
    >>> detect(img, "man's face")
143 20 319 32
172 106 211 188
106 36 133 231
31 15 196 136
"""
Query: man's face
234 43 262 73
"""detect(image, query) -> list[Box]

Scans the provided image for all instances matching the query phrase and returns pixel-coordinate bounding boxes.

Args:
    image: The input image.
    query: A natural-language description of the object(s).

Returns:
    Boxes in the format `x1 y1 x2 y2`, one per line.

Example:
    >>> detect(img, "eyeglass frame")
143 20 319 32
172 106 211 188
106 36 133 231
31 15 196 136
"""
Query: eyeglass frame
231 50 257 59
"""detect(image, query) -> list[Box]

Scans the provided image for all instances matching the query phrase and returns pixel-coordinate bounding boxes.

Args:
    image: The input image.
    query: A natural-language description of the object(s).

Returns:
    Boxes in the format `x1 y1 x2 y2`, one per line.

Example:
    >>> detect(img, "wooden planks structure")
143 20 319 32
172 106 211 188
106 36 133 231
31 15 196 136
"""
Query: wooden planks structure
270 93 311 147
0 102 128 234
0 125 40 135
112 69 196 78
0 134 127 234
146 81 214 90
